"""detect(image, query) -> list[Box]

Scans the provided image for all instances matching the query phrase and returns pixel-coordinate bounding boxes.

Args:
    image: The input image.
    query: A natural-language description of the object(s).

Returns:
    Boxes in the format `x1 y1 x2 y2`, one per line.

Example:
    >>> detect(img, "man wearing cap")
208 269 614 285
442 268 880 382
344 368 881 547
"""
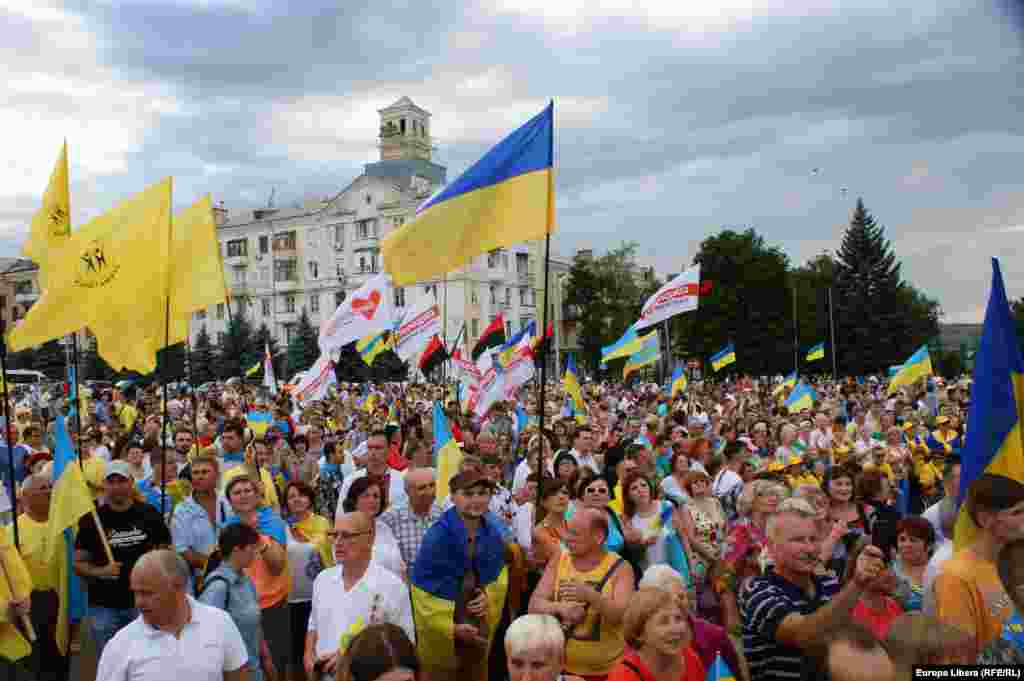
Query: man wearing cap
411 471 510 681
75 460 172 656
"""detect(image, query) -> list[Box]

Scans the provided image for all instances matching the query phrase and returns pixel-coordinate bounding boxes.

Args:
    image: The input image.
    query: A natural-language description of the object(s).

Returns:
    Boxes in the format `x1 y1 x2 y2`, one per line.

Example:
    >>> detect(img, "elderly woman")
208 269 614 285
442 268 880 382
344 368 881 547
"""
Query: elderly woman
890 516 935 612
505 614 574 681
715 479 784 637
639 565 744 680
682 471 725 615
608 588 705 681
341 476 406 578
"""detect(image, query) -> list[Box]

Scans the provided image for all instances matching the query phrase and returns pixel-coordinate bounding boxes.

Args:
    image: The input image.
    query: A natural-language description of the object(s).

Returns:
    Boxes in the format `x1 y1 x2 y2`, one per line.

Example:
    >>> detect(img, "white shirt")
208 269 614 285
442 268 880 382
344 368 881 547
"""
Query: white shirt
96 596 247 681
374 519 407 579
808 428 833 454
514 502 535 550
335 468 407 523
569 449 600 475
922 499 945 543
308 561 414 658
712 468 743 499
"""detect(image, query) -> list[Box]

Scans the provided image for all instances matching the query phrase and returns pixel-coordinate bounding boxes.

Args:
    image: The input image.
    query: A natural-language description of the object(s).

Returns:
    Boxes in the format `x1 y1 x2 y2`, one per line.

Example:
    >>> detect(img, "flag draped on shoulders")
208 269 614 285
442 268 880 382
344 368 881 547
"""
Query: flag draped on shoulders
383 102 555 286
9 178 173 374
410 507 508 679
955 259 1024 549
22 142 71 292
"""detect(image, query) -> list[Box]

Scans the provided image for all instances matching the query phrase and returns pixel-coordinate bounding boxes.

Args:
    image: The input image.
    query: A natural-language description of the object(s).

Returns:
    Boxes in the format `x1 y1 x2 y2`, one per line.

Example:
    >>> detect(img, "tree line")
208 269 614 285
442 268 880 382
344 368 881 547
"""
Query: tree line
567 198 948 377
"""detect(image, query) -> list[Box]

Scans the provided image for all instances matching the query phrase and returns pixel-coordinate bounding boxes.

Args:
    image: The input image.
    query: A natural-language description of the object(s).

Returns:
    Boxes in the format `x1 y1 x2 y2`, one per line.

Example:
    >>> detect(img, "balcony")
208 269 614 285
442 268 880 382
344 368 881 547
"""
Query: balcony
352 234 379 250
274 278 299 292
276 310 298 324
224 254 248 267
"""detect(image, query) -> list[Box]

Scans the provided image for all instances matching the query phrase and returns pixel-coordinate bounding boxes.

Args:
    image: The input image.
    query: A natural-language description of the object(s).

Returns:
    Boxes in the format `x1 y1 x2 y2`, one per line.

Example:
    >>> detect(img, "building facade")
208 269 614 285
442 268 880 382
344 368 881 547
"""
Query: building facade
191 97 568 369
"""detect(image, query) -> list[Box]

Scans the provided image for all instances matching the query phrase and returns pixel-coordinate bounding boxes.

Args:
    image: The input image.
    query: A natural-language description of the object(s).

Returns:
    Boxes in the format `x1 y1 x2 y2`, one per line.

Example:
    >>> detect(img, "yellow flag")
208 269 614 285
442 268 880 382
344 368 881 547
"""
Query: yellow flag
22 142 71 291
8 178 173 374
168 196 229 345
0 541 33 661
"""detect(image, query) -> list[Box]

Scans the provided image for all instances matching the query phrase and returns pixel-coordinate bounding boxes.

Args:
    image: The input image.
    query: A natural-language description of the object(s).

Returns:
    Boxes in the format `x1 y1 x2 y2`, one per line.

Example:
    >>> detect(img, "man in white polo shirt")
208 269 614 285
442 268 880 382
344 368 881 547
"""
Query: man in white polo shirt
305 511 414 681
96 549 248 681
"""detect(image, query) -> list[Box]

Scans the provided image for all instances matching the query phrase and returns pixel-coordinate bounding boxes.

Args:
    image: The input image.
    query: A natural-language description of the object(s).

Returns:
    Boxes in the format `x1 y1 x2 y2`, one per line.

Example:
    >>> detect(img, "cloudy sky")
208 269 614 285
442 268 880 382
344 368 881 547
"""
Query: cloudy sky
2 0 1022 323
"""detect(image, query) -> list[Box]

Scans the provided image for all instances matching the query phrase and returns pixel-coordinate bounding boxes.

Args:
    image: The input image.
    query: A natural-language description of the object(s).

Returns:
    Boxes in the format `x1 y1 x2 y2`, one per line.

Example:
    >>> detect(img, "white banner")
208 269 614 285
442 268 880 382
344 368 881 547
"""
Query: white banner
393 301 441 363
634 264 701 330
451 349 483 386
262 344 277 394
474 348 534 417
318 273 395 353
292 354 337 404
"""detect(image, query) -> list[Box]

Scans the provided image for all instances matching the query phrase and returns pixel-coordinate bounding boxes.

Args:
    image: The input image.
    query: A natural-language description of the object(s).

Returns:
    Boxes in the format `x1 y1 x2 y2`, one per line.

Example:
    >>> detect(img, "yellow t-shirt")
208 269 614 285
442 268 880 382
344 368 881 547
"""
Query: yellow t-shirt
934 548 1014 659
118 404 138 431
2 515 56 592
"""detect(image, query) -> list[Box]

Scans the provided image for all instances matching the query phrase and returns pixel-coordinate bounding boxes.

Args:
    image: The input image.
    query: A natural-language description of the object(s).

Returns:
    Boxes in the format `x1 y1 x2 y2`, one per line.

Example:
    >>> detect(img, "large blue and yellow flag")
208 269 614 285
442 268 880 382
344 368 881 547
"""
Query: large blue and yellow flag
806 341 825 362
671 366 688 399
433 402 463 502
887 345 932 395
624 332 660 379
785 382 817 413
45 415 94 654
563 353 586 423
710 343 736 372
356 330 392 366
601 324 642 365
383 102 555 286
955 259 1024 549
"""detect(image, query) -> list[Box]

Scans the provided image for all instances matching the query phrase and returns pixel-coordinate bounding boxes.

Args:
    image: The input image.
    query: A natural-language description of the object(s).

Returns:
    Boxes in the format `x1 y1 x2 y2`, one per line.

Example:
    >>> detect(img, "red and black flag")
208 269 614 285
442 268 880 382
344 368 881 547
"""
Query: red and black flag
532 319 555 360
418 335 448 376
472 314 506 361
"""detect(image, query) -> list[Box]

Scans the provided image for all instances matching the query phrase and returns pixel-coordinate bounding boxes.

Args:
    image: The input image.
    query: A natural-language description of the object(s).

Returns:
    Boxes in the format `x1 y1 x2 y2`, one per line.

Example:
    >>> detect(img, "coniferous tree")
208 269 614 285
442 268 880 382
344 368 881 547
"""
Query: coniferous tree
156 343 187 383
82 342 116 381
217 312 258 379
833 199 939 374
287 308 320 376
191 326 217 385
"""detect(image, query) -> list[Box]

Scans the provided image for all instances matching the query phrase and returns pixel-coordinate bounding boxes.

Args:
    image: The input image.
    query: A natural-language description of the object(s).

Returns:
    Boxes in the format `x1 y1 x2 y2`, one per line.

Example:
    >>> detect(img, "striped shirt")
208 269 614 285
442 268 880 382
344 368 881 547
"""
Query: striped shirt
740 568 840 681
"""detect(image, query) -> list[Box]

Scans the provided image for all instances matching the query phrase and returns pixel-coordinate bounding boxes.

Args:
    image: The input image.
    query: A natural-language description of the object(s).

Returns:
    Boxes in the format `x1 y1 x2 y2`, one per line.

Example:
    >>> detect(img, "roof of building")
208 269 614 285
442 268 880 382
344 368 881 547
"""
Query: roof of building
379 96 430 115
0 258 37 274
363 158 447 190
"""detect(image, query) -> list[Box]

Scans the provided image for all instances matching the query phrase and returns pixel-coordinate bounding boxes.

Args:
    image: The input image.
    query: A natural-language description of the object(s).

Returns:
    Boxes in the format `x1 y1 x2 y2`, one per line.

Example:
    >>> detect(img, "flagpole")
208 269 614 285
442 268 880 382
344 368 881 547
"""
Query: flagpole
70 333 83 462
791 282 799 375
0 324 18 551
186 338 198 437
536 102 554 524
828 286 838 382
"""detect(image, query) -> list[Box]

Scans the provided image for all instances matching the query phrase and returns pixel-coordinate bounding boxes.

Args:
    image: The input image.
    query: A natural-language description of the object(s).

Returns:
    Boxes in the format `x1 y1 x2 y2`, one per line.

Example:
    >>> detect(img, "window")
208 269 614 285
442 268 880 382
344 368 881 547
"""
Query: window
487 250 500 268
216 303 224 320
505 288 511 306
310 294 320 313
471 318 479 340
307 229 319 247
335 290 346 307
359 256 366 273
489 285 497 305
370 252 379 273
226 239 247 257
13 281 32 295
259 235 269 254
506 321 512 338
470 286 478 304
334 224 345 247
275 259 297 282
217 332 225 345
393 216 405 228
232 267 246 284
516 253 530 275
520 286 529 305
336 263 345 279
260 267 269 282
356 219 376 239
284 325 295 343
394 287 405 308
365 194 372 205
262 299 271 316
308 261 319 279
284 295 296 313
273 231 296 252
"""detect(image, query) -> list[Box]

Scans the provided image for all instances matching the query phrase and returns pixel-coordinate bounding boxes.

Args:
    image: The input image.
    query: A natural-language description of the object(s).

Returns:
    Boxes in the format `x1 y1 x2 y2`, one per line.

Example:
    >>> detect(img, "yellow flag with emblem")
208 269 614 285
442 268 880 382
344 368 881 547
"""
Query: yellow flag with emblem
168 195 229 345
8 178 173 374
22 141 71 291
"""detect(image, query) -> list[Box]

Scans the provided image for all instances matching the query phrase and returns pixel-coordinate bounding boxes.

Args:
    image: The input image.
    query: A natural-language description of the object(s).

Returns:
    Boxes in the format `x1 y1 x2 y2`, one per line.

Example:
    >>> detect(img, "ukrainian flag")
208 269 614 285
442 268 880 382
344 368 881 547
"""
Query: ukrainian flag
785 382 817 413
563 353 587 423
773 370 798 397
246 410 273 439
671 366 688 399
887 345 933 395
955 259 1024 549
383 102 555 287
624 332 660 379
806 341 825 362
245 360 261 377
706 652 737 681
433 402 463 502
601 325 642 365
357 330 391 366
710 343 736 372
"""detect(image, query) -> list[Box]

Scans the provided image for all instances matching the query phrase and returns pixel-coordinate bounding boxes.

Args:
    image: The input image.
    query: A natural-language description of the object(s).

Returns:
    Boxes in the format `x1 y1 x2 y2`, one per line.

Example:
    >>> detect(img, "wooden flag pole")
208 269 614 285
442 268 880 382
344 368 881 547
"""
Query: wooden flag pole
0 552 35 641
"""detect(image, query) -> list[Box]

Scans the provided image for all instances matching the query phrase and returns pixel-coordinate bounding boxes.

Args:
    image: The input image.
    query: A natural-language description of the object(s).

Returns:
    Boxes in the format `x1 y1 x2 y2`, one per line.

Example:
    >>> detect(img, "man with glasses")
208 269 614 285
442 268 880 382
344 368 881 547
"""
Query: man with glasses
304 511 413 681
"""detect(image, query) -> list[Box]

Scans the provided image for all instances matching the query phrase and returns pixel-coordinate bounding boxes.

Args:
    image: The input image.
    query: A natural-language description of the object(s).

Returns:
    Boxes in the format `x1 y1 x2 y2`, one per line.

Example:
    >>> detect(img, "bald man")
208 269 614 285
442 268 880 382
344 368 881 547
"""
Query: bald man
96 549 248 681
305 512 414 680
380 468 443 567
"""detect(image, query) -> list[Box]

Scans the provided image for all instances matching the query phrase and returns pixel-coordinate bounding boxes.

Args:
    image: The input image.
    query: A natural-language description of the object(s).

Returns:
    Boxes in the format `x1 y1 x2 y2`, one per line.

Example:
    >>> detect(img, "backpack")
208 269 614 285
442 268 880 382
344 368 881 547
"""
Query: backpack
198 574 231 610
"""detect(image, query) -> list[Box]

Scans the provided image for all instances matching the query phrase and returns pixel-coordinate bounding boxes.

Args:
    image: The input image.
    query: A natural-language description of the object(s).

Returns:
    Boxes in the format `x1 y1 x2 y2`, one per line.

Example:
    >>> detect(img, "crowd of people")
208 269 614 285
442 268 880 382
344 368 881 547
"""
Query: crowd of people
0 370 1018 681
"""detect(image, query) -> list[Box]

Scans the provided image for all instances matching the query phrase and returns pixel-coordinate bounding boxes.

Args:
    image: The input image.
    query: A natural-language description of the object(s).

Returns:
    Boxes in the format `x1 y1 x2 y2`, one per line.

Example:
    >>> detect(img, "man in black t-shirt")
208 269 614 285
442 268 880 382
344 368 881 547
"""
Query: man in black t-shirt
74 460 171 657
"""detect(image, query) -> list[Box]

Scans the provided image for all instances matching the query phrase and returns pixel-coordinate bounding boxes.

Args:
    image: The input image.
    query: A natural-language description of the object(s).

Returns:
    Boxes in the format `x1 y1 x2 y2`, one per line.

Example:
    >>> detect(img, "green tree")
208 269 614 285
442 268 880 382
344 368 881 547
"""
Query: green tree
156 343 187 383
82 341 116 381
191 326 217 385
672 228 791 375
252 323 285 381
287 309 320 376
216 312 258 379
833 199 939 374
565 242 652 374
1013 298 1024 349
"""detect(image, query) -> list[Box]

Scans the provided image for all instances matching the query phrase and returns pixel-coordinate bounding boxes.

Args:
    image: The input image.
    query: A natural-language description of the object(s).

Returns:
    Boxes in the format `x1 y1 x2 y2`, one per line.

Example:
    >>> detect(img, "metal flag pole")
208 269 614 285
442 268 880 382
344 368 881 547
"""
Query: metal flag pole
828 286 838 382
791 282 799 375
186 337 198 437
70 333 83 462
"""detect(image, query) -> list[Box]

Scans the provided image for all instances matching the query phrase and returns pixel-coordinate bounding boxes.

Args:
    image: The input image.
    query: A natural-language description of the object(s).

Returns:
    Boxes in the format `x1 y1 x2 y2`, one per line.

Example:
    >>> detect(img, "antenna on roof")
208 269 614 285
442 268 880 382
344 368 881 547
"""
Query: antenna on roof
267 188 276 209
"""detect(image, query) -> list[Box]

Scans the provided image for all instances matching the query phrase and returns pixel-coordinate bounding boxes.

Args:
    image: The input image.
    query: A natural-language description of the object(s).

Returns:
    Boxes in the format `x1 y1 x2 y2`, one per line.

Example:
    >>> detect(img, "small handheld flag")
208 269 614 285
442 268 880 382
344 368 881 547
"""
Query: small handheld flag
806 341 825 362
705 652 737 681
710 344 736 372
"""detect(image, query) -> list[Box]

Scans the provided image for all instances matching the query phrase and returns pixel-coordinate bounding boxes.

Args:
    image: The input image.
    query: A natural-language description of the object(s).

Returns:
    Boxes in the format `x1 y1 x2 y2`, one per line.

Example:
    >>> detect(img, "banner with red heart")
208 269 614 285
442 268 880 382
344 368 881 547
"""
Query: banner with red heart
351 290 382 320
